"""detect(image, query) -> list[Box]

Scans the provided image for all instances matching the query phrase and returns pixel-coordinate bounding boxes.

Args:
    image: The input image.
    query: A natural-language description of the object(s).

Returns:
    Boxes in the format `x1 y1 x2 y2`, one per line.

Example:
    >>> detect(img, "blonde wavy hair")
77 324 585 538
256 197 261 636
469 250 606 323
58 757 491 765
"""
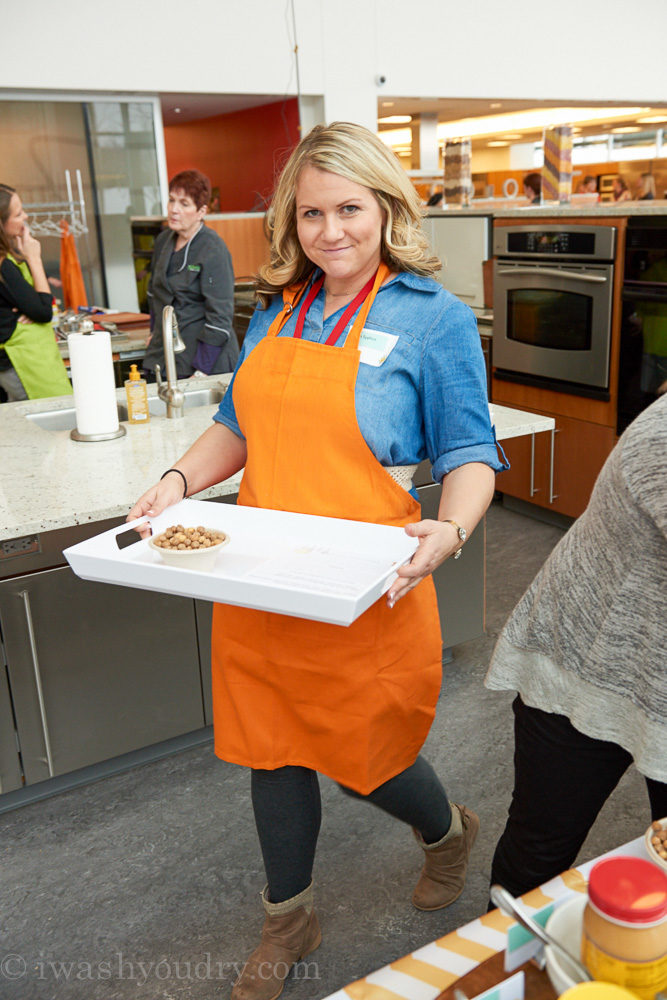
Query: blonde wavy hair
256 122 441 306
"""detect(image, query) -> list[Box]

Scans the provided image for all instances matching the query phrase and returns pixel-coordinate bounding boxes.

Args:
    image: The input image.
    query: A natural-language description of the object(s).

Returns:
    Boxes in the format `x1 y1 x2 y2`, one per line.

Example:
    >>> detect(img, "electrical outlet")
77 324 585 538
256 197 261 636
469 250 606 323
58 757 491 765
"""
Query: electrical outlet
0 535 41 560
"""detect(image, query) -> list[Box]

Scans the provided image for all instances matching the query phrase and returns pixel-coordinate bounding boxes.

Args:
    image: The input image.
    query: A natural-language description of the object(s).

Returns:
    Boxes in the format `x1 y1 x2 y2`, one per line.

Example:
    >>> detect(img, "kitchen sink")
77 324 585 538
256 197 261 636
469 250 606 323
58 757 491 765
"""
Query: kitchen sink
26 387 225 431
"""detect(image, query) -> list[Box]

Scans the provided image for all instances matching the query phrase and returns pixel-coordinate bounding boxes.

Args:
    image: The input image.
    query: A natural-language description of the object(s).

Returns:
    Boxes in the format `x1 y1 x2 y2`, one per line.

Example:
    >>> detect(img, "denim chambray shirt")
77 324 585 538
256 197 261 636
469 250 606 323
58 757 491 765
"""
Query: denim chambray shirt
214 271 507 496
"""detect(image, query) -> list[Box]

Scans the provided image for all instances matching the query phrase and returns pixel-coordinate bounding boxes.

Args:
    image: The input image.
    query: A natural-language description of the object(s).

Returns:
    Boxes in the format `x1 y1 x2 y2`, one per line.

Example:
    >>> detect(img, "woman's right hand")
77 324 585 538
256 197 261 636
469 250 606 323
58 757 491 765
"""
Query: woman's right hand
127 474 185 523
15 224 42 262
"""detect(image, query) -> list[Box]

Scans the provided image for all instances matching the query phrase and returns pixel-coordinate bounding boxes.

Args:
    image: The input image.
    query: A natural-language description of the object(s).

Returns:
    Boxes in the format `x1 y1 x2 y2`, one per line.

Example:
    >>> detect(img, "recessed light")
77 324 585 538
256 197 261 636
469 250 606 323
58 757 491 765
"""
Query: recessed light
490 102 502 109
487 140 509 147
611 126 641 133
637 115 667 124
173 107 182 114
381 101 395 108
501 133 524 140
378 115 412 125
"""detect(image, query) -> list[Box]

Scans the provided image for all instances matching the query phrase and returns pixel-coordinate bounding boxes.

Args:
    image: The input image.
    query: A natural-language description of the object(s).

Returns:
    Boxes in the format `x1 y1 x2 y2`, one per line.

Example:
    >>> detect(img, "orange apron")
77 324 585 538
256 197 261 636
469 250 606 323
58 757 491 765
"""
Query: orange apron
211 265 442 794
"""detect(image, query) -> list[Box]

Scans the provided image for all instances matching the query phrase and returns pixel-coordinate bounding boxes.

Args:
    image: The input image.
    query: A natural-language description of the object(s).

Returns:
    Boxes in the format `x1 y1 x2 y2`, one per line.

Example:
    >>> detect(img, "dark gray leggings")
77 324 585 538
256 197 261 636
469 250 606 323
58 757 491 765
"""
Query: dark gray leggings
251 756 451 903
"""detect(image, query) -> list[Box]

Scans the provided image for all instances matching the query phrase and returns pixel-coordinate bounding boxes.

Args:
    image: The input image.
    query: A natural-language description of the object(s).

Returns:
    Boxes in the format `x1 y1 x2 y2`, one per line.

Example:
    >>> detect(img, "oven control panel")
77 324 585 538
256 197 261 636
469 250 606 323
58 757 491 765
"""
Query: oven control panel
494 225 616 262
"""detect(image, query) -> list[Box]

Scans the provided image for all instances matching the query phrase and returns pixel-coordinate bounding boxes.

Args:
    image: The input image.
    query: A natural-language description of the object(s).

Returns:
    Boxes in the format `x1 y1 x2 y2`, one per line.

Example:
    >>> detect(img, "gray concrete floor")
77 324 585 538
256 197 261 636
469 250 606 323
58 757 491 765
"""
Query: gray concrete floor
0 502 652 1000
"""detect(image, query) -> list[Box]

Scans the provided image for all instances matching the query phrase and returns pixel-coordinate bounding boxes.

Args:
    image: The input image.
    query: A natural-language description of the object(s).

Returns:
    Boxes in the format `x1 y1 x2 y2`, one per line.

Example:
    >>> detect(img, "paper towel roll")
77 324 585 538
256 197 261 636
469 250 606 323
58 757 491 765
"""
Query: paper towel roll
67 331 120 436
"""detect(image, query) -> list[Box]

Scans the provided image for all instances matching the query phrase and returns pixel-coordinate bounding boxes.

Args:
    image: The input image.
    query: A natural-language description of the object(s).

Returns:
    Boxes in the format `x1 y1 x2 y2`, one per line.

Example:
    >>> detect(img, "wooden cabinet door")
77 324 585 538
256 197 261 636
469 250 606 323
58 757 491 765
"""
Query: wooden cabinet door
550 415 616 518
495 430 550 507
496 413 616 518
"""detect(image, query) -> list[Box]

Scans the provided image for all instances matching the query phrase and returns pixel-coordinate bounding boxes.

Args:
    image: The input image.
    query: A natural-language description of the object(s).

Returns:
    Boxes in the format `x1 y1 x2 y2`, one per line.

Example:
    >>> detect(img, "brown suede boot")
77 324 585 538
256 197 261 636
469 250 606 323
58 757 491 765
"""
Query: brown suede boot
231 882 322 1000
412 803 480 911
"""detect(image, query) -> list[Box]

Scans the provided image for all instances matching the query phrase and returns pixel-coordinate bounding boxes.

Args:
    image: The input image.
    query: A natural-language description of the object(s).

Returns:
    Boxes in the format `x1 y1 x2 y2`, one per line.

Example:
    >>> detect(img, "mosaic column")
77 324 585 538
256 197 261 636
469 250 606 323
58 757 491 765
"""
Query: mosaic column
542 126 573 203
444 139 473 206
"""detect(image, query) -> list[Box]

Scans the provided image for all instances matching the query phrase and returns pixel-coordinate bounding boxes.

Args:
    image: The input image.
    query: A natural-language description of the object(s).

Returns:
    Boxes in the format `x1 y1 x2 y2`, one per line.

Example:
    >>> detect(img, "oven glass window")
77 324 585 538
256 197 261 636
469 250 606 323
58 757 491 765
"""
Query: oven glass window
507 289 593 350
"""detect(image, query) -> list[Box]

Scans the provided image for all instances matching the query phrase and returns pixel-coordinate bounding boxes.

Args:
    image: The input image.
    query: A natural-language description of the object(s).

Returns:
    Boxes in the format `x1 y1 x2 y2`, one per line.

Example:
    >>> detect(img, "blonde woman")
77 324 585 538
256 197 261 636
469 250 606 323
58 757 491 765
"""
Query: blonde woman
636 173 656 201
130 122 506 1000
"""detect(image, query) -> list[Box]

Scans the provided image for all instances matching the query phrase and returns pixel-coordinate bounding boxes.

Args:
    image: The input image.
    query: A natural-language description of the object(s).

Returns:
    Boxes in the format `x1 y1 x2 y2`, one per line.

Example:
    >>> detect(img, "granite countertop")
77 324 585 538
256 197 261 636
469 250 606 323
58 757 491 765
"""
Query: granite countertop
0 386 553 542
428 201 667 218
0 375 241 541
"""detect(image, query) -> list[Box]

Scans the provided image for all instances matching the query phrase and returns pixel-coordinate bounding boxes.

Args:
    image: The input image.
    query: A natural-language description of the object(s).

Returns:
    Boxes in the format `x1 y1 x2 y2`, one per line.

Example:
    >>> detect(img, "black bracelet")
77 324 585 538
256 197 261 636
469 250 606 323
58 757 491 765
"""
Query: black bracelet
161 468 188 498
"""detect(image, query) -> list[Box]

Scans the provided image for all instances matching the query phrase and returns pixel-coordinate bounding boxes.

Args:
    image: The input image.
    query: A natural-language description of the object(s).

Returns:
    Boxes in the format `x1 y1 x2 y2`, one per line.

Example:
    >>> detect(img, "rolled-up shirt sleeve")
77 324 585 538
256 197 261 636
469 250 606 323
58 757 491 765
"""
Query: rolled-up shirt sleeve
423 297 508 481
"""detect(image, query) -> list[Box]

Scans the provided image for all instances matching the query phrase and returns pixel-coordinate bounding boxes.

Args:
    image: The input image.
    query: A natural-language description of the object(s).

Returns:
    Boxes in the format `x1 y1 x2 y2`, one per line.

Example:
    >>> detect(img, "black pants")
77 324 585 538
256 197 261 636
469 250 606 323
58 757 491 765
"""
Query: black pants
251 756 452 903
491 696 667 898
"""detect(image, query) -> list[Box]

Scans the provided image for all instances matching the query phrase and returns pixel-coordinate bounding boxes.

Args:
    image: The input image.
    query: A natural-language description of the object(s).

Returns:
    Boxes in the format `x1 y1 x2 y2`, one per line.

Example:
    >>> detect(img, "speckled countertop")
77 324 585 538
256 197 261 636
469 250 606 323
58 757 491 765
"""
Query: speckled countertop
0 375 241 541
0 382 552 542
428 201 667 218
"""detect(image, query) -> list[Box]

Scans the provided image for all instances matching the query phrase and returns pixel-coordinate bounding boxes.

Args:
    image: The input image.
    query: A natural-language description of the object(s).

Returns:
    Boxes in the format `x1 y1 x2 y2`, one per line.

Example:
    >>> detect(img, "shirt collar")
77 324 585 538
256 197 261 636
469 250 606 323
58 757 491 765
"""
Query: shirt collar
307 267 439 295
384 271 440 294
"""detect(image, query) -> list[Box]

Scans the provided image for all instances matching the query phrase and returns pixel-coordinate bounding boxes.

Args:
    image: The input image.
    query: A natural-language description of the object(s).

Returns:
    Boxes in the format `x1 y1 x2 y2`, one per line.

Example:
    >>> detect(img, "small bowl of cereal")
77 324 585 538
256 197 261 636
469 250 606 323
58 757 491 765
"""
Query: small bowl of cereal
645 817 667 873
148 524 230 572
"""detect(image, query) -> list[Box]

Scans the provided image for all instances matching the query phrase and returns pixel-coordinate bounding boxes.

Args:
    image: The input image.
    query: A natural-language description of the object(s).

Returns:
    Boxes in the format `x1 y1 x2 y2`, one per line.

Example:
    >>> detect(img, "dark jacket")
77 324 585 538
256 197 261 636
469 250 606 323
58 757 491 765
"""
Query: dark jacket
144 224 239 377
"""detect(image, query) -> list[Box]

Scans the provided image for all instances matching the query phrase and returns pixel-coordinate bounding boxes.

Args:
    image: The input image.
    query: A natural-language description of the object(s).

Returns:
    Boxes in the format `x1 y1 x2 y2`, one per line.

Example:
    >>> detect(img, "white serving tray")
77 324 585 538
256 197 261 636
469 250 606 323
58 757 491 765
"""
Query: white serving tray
64 499 419 627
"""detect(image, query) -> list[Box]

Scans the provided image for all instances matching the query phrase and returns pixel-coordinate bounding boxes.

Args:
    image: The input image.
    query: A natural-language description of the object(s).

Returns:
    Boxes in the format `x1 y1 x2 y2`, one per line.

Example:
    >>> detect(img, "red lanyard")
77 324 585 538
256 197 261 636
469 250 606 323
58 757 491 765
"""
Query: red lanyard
292 271 377 346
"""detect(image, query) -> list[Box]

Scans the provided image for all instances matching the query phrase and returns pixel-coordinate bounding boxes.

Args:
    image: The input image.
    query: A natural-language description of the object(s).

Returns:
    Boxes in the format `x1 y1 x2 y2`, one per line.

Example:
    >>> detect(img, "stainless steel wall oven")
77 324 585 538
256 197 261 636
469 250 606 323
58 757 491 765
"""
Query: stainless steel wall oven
493 225 617 398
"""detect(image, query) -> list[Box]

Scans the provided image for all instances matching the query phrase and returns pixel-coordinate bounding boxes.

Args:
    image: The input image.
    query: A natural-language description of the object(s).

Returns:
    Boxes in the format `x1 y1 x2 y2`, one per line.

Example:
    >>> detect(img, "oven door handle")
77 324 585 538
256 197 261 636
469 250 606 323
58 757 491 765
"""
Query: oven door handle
496 267 607 284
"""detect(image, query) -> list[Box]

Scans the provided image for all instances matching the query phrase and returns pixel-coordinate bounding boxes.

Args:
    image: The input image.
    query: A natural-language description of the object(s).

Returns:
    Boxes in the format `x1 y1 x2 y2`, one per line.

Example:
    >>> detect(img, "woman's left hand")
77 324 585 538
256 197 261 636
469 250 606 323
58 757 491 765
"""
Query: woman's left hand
387 519 460 607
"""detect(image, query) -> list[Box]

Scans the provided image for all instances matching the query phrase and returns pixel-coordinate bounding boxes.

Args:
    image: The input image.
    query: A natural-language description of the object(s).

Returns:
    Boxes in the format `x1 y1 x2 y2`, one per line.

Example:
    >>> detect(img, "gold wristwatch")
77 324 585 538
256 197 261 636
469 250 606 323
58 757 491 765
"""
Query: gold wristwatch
441 519 467 560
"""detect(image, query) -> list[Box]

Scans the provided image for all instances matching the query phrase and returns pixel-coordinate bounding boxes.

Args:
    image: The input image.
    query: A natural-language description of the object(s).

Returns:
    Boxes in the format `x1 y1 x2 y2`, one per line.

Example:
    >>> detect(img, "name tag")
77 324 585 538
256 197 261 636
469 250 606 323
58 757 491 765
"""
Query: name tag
187 264 202 272
358 329 398 367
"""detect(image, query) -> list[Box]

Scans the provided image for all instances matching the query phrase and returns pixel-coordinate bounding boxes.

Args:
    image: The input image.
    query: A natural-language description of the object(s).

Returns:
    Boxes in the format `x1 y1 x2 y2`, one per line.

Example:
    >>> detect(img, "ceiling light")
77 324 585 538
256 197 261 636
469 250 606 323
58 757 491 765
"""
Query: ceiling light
611 126 641 133
378 127 412 147
637 115 667 124
501 133 524 140
490 102 502 109
436 106 648 141
378 115 412 125
487 140 509 147
173 107 182 114
381 101 395 108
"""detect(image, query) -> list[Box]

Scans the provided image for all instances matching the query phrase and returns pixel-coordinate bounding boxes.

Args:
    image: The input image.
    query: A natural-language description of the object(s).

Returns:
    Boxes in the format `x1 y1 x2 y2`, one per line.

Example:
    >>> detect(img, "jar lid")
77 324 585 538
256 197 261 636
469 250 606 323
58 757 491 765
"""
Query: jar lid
560 984 637 1000
589 855 667 923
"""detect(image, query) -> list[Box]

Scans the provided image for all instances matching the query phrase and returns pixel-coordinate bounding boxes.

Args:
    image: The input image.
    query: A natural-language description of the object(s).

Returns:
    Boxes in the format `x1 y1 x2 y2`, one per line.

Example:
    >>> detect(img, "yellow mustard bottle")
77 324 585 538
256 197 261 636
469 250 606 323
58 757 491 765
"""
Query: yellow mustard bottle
124 364 150 424
582 856 667 1000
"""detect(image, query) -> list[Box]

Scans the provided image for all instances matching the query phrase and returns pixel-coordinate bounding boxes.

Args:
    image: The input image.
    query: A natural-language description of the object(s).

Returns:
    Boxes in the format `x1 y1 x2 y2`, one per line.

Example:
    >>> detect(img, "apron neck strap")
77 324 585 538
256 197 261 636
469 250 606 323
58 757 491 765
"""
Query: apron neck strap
266 262 391 347
343 263 390 351
266 278 312 339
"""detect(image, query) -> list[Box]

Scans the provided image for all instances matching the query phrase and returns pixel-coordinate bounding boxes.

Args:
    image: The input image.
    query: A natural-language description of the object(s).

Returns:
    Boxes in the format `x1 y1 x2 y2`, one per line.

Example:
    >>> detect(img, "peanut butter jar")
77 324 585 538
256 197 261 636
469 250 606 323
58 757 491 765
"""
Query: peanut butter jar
582 856 667 1000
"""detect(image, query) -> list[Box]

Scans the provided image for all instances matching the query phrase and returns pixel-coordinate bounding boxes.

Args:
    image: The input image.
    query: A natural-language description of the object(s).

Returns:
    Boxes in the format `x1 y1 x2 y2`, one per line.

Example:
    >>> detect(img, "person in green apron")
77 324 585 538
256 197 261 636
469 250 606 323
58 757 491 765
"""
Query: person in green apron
0 184 72 401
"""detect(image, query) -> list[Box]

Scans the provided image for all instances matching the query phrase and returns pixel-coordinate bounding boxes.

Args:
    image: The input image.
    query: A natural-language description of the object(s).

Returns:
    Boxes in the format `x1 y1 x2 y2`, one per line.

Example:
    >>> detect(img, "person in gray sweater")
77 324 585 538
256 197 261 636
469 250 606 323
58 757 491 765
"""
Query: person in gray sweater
485 391 667 896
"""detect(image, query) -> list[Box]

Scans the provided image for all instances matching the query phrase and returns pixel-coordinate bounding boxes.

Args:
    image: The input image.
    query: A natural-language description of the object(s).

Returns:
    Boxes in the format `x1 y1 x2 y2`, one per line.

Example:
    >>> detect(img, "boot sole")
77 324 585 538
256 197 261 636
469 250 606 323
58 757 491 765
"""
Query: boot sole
262 932 323 1000
412 812 480 911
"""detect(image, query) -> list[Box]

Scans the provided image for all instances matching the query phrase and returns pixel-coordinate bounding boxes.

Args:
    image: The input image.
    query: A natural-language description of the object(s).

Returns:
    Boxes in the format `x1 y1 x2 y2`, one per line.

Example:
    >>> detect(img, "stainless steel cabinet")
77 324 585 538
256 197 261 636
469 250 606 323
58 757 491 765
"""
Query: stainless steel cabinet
417 483 485 648
0 655 22 794
0 567 205 785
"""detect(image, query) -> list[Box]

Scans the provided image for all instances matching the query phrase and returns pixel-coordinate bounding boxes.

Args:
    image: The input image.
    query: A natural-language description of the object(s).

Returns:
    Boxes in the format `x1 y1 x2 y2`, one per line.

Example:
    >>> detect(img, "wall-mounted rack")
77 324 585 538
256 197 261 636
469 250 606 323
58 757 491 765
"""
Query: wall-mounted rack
23 169 88 238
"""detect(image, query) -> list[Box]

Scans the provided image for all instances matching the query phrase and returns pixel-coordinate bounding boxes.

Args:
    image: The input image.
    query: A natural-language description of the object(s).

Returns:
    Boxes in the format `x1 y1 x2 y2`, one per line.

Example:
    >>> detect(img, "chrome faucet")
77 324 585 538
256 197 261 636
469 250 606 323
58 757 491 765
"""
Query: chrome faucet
155 305 186 418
